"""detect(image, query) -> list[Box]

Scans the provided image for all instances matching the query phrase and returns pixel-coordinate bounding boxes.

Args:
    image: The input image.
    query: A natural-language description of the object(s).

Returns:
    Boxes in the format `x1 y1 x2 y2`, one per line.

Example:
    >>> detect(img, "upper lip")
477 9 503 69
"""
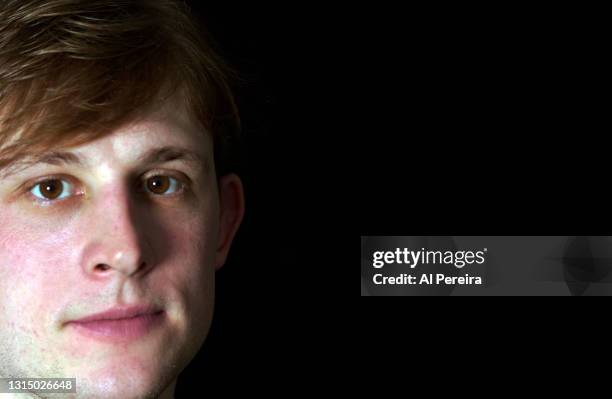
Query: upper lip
69 304 162 323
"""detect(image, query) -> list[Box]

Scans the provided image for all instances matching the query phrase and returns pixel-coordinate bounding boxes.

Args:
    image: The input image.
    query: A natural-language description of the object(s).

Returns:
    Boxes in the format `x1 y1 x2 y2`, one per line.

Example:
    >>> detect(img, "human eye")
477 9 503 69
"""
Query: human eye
140 173 187 197
27 176 79 204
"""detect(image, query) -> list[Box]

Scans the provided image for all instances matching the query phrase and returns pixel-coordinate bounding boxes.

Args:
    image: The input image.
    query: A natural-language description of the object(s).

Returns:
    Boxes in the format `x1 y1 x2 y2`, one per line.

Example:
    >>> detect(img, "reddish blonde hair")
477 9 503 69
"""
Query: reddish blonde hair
0 0 240 176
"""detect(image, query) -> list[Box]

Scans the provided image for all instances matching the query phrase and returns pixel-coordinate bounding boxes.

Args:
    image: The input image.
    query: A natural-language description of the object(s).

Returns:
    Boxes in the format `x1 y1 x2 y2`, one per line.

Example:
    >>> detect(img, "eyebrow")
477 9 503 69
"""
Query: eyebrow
0 146 205 179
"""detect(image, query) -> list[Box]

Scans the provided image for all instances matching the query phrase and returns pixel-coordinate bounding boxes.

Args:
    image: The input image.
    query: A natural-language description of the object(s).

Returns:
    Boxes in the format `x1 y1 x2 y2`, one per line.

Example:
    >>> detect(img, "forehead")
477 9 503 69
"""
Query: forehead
0 95 211 177
79 113 208 165
81 93 209 156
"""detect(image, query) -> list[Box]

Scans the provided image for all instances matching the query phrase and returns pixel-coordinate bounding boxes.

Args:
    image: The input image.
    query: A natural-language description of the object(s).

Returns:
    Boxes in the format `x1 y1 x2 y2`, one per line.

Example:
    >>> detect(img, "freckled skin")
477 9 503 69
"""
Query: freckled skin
0 98 244 399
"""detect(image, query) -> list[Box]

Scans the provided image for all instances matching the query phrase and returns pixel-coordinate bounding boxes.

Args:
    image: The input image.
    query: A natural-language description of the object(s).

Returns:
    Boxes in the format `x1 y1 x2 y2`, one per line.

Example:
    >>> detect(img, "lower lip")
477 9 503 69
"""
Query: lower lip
68 311 165 342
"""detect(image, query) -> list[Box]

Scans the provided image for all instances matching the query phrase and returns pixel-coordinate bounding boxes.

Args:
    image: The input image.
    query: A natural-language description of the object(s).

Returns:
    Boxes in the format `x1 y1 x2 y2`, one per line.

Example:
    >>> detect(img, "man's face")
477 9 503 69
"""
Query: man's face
0 97 242 398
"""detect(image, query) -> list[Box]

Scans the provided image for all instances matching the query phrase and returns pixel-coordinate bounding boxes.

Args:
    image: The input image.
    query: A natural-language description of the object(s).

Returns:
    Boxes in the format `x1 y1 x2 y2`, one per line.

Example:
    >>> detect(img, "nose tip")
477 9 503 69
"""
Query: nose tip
92 250 149 276
85 242 150 278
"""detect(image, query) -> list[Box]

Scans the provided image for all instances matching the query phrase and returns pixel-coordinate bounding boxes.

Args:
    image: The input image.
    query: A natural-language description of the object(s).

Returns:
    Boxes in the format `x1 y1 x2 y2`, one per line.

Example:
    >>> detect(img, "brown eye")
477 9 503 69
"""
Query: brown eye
145 175 181 195
30 179 71 201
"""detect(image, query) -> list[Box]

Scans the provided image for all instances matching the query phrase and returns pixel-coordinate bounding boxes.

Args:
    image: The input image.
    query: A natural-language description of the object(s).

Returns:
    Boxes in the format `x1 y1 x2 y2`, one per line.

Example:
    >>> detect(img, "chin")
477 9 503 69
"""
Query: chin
64 356 176 399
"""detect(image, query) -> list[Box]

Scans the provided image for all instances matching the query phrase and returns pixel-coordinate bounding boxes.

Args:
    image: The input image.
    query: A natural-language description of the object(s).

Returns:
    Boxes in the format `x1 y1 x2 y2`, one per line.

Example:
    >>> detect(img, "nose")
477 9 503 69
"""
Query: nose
80 185 153 279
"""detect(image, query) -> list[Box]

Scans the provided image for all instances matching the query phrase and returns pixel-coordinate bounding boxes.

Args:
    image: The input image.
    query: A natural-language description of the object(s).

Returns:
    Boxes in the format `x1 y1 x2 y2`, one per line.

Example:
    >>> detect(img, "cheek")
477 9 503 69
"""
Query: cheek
1 210 56 273
126 210 219 368
0 214 74 372
0 211 76 325
156 195 220 272
151 210 219 332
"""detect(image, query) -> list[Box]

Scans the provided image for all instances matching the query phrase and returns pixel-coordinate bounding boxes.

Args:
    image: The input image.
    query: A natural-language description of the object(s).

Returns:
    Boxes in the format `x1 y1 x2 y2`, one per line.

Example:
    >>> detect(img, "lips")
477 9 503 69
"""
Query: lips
66 304 165 342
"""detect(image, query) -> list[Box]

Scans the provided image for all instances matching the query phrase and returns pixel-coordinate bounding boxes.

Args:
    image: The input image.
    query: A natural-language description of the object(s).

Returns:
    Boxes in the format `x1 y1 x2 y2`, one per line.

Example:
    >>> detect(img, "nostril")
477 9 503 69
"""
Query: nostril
95 264 111 272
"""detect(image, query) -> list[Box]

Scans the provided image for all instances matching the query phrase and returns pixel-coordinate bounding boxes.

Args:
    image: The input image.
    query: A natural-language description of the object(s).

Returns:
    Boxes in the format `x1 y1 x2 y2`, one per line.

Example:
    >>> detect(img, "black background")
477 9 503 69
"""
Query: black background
357 5 609 237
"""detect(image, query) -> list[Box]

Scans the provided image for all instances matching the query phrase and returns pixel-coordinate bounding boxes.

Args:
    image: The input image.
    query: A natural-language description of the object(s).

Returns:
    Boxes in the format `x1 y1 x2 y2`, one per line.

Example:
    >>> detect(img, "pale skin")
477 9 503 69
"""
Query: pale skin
0 96 245 398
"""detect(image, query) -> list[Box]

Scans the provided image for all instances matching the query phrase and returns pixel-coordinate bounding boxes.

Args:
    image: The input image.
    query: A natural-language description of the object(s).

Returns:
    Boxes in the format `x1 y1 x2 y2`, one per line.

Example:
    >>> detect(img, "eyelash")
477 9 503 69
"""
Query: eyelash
24 173 188 205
